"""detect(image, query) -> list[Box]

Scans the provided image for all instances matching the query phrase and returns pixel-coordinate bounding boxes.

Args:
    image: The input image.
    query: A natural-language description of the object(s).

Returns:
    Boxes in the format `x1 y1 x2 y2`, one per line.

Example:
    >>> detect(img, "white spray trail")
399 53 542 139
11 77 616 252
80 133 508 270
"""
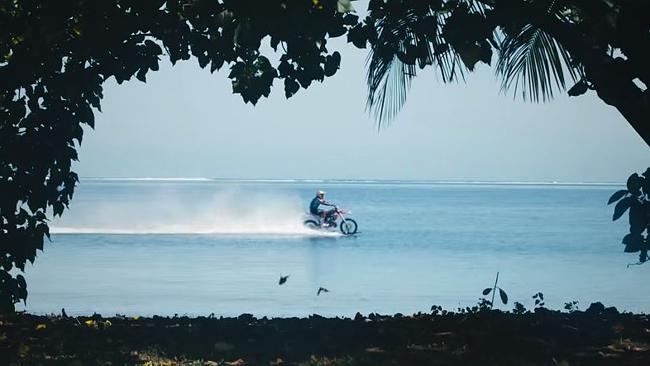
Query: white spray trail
51 187 340 236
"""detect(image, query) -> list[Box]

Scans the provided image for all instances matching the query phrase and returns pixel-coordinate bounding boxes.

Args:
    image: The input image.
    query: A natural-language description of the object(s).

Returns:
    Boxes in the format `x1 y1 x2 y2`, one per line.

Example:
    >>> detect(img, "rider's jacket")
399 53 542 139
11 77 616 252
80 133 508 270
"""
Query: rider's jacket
310 197 335 214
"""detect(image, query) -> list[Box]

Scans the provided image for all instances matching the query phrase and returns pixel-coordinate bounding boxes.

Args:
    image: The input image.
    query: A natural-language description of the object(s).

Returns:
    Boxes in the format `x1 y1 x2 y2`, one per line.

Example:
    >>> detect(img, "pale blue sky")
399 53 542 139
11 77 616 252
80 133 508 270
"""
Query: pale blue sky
75 37 648 182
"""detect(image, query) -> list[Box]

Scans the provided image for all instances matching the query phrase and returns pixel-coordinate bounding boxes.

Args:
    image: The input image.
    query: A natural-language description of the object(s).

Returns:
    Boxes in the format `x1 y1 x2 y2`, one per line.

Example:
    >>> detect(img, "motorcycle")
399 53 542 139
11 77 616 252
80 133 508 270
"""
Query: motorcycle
303 207 358 235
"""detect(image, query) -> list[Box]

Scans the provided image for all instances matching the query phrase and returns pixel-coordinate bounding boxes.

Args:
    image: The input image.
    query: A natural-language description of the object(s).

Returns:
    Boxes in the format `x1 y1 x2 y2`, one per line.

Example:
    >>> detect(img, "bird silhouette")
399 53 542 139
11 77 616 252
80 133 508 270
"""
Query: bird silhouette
279 275 289 285
61 308 68 318
317 287 330 296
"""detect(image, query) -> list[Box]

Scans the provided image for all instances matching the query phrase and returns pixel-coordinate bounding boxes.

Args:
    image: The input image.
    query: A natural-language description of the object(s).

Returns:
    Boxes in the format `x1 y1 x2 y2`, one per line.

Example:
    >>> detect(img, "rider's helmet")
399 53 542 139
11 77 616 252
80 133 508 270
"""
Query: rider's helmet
316 190 325 198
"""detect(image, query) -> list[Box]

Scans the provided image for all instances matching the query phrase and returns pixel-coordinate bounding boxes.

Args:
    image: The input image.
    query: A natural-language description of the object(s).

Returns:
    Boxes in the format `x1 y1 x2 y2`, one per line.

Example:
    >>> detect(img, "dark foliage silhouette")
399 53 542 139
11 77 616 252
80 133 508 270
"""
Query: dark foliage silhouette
2 308 649 365
532 292 545 308
0 0 355 313
512 301 526 314
609 168 650 264
564 300 579 312
357 0 650 143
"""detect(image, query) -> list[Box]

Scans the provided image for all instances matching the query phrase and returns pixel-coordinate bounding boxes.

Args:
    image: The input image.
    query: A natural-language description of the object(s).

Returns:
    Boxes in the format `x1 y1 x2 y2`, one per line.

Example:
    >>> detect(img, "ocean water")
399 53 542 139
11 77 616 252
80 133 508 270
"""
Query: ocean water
17 179 647 317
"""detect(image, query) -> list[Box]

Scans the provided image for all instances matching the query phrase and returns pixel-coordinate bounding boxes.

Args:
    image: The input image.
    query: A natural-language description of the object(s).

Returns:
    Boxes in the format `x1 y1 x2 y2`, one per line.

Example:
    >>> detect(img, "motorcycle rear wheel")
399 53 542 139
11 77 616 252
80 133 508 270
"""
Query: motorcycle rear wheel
303 220 320 230
340 218 358 235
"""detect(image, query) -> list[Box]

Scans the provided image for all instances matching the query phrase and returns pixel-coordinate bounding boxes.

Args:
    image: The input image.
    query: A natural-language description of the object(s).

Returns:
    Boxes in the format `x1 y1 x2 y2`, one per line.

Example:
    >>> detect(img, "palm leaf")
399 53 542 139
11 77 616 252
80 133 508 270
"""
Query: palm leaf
366 3 469 128
365 50 415 129
365 0 586 126
496 10 582 102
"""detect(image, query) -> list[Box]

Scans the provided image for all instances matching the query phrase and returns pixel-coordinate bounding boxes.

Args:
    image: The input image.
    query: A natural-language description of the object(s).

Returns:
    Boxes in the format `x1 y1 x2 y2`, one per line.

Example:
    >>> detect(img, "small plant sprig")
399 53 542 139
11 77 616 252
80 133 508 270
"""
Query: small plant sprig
564 300 579 313
512 301 527 315
482 272 508 309
532 292 545 308
430 305 447 316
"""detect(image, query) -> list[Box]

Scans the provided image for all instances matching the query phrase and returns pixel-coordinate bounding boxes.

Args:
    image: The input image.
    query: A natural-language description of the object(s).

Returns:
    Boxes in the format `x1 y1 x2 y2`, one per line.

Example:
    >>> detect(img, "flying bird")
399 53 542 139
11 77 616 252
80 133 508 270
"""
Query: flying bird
279 275 289 285
317 287 330 296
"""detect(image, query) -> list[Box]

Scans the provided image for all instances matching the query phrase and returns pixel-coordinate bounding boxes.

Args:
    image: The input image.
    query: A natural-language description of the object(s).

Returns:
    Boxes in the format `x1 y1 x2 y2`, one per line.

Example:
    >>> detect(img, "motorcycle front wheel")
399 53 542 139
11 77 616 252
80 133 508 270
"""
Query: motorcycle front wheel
303 220 320 230
340 218 358 235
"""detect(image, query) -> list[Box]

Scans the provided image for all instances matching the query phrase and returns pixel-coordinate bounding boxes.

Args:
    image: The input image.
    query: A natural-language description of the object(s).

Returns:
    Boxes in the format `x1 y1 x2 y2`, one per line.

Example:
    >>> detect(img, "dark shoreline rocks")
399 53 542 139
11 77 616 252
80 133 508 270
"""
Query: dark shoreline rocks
1 305 649 365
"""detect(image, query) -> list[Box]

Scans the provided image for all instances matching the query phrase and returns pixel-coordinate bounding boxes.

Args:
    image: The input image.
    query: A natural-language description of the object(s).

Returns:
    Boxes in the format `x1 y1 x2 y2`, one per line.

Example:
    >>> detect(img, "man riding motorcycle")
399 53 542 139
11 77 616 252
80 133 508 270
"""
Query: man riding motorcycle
309 190 337 226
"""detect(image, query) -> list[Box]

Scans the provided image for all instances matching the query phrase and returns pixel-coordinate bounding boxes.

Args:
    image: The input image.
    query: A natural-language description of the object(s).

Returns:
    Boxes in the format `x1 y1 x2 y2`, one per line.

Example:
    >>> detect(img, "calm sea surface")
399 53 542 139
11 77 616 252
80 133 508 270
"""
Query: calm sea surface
17 179 647 316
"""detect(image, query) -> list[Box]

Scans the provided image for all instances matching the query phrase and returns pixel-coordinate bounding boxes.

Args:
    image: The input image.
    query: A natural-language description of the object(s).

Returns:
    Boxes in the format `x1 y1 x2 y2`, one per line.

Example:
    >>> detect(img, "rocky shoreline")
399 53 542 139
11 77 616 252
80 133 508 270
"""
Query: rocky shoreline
1 303 649 365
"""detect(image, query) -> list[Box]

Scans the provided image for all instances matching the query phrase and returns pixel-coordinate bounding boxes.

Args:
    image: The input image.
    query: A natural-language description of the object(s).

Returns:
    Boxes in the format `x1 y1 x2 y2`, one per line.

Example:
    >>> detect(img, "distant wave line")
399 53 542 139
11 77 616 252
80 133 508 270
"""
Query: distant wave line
80 177 622 186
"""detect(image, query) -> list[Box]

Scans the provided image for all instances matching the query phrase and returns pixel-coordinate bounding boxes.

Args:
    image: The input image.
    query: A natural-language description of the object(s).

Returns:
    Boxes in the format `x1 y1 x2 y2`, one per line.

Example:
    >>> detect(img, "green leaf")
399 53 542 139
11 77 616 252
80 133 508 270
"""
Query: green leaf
39 223 51 241
607 190 628 205
324 52 341 77
612 196 631 221
622 233 637 245
16 274 27 302
568 80 588 96
34 210 46 221
277 59 293 78
629 202 647 234
456 43 483 71
498 288 508 304
53 202 65 217
198 54 210 68
136 68 147 83
347 24 369 49
342 13 359 26
482 288 492 296
16 275 26 289
328 24 346 38
627 173 642 193
284 78 300 98
210 59 220 73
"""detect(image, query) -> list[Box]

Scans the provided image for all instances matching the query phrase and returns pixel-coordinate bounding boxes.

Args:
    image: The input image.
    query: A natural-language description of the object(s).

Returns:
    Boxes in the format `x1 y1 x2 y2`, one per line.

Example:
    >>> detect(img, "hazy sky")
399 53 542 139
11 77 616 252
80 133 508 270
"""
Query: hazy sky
75 37 648 182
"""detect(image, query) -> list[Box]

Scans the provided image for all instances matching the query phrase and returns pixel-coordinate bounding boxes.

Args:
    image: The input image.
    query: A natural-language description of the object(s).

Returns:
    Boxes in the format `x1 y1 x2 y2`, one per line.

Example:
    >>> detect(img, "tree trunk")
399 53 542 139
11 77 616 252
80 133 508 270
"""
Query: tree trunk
511 1 650 147
590 69 650 147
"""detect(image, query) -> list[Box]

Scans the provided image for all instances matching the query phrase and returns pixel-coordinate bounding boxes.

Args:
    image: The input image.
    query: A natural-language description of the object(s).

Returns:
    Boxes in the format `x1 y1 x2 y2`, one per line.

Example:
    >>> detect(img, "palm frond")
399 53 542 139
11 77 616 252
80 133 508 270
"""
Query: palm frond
366 3 470 128
496 14 581 102
365 46 416 128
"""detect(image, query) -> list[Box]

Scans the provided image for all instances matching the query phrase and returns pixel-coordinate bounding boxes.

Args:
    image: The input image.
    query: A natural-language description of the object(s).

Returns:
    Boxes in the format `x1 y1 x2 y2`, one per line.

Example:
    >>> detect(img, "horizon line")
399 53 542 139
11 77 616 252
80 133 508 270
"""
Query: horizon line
78 177 623 186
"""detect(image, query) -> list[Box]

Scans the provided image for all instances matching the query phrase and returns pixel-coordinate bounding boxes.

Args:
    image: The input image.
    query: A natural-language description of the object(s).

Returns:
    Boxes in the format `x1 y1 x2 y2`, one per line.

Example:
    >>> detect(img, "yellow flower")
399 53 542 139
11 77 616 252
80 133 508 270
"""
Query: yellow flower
35 324 47 330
